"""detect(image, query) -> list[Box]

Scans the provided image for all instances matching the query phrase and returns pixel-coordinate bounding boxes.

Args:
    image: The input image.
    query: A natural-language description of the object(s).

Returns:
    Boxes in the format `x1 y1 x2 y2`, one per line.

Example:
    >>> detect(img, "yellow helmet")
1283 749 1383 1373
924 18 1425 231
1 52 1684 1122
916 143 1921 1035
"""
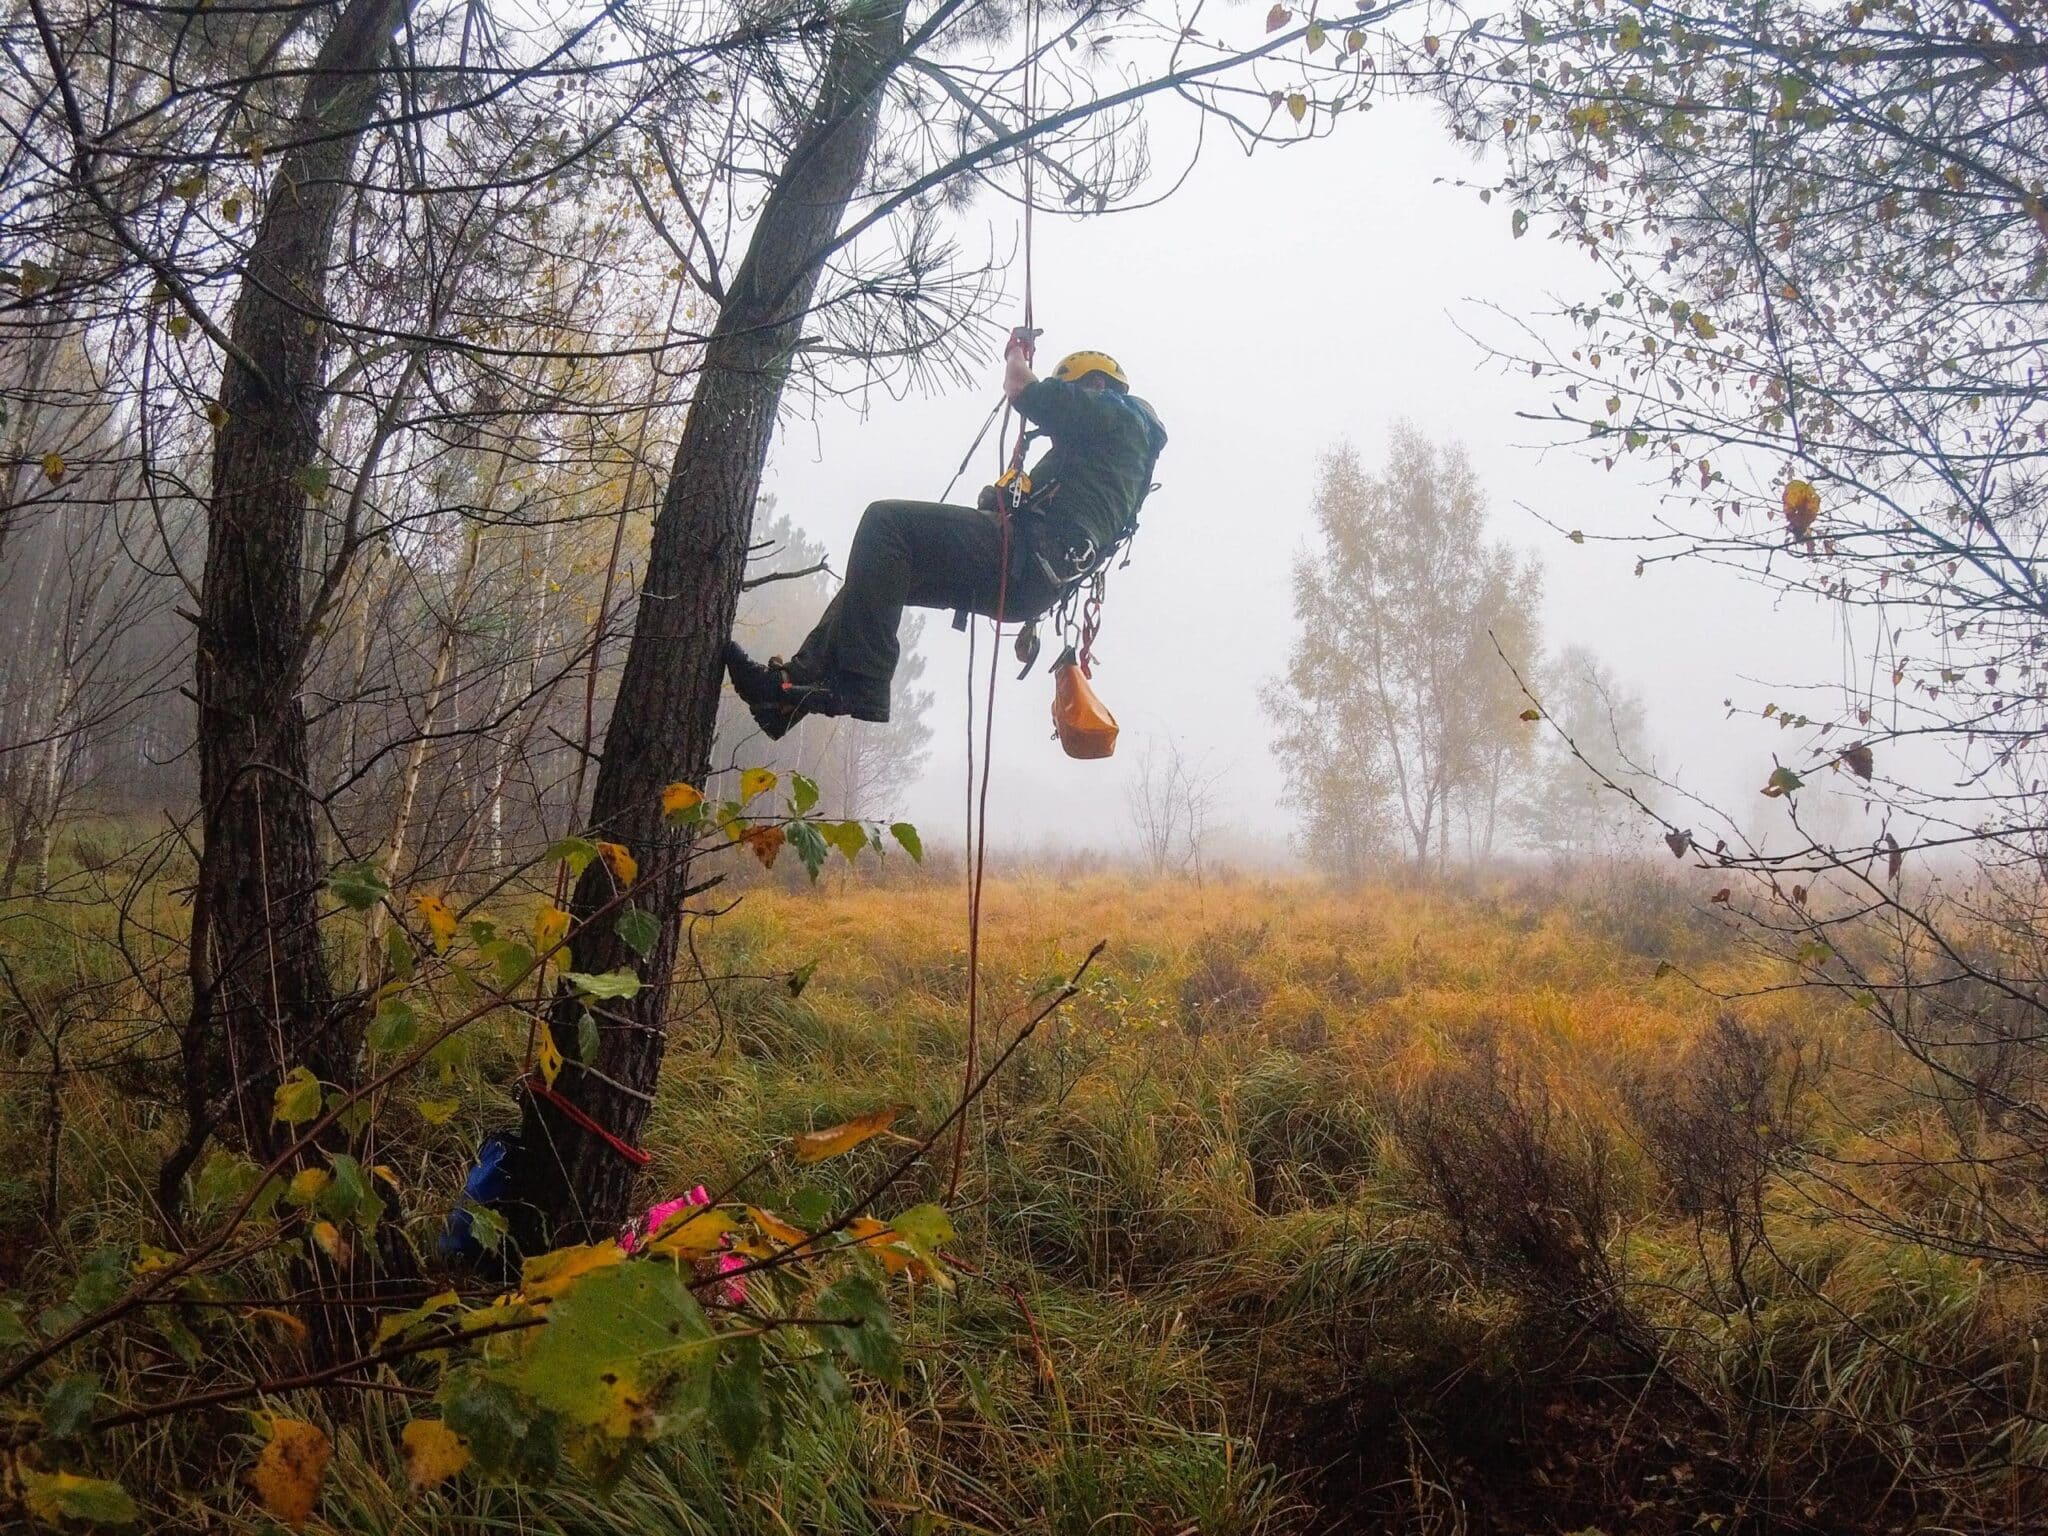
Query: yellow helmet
1052 349 1129 392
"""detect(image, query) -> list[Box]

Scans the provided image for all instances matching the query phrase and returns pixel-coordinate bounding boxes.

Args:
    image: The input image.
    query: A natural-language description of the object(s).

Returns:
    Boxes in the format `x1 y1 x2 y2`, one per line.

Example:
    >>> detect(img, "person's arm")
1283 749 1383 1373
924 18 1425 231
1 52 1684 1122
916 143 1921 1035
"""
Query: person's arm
1003 342 1036 404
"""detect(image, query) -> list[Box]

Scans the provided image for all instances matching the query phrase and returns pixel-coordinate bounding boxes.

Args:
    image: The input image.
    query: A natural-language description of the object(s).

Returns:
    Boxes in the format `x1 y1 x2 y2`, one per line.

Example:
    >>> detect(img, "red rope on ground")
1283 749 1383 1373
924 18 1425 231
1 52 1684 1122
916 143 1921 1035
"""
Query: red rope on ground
521 1074 653 1168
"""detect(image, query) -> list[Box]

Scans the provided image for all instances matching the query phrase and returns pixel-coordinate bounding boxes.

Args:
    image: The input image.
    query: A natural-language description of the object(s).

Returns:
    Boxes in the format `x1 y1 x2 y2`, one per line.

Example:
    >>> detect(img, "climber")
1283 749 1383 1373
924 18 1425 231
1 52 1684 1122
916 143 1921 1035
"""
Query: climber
724 334 1168 740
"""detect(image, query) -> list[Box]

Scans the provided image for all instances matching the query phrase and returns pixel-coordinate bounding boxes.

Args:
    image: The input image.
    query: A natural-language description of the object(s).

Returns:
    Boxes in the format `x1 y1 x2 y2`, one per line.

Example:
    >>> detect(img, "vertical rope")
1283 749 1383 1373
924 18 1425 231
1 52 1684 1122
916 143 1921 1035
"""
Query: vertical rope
947 0 1038 1201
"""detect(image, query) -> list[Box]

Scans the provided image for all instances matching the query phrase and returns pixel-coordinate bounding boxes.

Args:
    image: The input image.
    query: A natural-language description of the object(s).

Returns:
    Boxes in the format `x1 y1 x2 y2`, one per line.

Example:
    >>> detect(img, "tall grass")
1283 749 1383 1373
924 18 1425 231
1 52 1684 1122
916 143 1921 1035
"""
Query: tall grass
2 864 2043 1531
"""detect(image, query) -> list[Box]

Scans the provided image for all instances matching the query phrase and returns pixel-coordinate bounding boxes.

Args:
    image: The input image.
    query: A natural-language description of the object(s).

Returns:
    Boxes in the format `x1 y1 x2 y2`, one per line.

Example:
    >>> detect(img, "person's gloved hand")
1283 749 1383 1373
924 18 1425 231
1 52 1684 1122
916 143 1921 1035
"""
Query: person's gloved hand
976 484 1000 512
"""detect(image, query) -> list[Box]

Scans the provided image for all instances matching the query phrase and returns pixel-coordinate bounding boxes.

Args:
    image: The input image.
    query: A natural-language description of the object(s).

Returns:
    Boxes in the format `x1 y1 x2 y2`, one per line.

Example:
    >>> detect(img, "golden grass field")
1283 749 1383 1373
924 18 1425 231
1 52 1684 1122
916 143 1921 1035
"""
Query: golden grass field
5 865 2044 1532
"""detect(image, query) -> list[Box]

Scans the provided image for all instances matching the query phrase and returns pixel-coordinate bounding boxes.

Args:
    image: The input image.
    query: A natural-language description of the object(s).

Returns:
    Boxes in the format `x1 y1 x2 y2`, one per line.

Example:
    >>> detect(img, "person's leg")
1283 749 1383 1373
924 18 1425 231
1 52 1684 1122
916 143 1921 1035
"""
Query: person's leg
794 500 1017 692
729 500 1053 736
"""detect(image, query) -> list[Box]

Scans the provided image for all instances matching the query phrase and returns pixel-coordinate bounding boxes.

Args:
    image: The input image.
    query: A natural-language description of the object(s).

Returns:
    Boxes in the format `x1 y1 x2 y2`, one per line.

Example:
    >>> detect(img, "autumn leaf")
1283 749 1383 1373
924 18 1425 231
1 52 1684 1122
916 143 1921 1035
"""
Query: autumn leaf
738 767 777 805
287 1167 332 1207
749 1205 810 1251
536 1026 564 1088
740 824 785 869
1518 708 1541 722
533 904 570 956
247 1307 310 1346
1839 742 1874 781
272 1066 323 1126
791 1105 903 1164
22 1471 137 1528
661 781 705 820
1664 829 1693 859
1710 888 1732 904
1883 833 1904 881
310 1221 350 1265
41 451 65 484
1265 4 1290 31
1782 479 1821 538
521 1241 625 1303
415 893 458 953
1761 765 1804 798
596 840 637 886
402 1418 470 1492
646 1206 744 1259
247 1418 332 1530
1286 92 1308 124
1423 32 1440 56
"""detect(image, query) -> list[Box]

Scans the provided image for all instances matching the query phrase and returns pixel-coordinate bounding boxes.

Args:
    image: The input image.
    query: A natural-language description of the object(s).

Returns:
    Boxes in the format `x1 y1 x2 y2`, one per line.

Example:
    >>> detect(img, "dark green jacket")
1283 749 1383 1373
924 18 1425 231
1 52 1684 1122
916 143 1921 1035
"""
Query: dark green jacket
1014 379 1168 561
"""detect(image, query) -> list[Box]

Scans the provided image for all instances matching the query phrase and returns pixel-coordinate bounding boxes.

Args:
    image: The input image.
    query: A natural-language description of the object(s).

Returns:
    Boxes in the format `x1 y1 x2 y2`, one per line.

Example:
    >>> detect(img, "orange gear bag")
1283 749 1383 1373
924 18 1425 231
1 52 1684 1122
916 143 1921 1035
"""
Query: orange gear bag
1050 649 1118 760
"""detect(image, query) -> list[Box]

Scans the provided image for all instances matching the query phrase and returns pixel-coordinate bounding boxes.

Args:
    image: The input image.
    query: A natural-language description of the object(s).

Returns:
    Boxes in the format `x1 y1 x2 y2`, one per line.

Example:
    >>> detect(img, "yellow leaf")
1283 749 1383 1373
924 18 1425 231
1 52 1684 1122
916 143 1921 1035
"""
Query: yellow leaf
1286 92 1308 124
205 401 230 429
373 1164 401 1191
415 1096 458 1125
533 904 570 956
247 1307 310 1345
597 840 637 885
309 1220 349 1265
1782 478 1821 537
536 1028 564 1088
520 1241 624 1303
738 767 777 805
791 1105 902 1164
41 451 64 484
288 1167 332 1206
749 1205 810 1251
646 1206 743 1259
247 1418 332 1531
661 781 704 818
415 893 457 953
402 1418 471 1492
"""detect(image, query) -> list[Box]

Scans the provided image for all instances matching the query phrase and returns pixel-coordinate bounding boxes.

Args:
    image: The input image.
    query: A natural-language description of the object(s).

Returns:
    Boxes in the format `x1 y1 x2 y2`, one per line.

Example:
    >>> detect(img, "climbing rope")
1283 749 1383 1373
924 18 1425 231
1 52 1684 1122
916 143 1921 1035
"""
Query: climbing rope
946 0 1040 1201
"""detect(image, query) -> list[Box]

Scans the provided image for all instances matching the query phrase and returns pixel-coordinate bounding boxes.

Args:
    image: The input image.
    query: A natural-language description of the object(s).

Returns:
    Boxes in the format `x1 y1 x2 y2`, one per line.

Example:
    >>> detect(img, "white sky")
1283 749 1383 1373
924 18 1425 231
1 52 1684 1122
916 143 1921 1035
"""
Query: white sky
763 84 1847 859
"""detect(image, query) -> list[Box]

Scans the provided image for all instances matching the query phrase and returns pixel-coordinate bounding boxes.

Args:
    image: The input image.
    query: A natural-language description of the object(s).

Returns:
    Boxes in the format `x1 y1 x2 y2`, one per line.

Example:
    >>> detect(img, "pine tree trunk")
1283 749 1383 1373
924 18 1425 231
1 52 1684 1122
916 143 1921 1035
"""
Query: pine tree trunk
503 0 908 1250
179 0 413 1178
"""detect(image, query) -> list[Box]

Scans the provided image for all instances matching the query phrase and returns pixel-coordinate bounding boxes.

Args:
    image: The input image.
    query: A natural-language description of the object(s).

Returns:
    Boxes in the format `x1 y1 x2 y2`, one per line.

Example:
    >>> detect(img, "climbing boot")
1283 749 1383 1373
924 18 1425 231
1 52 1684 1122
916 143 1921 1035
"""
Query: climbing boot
724 642 820 741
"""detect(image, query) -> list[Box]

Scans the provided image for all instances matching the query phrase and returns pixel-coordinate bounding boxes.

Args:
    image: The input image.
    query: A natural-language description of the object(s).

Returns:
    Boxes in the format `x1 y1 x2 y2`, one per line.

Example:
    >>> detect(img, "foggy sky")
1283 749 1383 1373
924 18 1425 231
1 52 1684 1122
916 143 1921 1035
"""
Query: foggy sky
762 84 1850 862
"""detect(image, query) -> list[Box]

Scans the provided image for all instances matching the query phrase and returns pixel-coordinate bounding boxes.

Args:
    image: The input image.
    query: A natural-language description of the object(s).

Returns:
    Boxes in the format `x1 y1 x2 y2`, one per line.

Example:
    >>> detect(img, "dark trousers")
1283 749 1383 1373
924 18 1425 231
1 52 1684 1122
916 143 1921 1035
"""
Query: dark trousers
789 500 1061 688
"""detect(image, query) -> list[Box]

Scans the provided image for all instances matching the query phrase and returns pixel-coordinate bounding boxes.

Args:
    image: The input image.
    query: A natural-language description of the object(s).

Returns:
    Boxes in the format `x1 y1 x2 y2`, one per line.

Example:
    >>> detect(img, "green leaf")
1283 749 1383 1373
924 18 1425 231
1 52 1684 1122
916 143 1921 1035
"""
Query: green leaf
0 1300 28 1349
20 1470 137 1527
294 463 331 501
787 820 828 882
545 836 599 875
615 905 660 959
1512 208 1530 238
787 960 818 999
888 823 923 863
194 1148 264 1212
486 938 535 988
466 1205 506 1254
576 1011 600 1067
491 1258 713 1435
367 997 418 1055
814 1273 901 1387
321 1154 384 1232
709 1333 766 1468
888 1203 954 1261
43 1372 100 1439
328 861 388 911
384 924 415 984
789 773 820 817
823 821 869 861
565 969 642 1001
273 1066 324 1126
